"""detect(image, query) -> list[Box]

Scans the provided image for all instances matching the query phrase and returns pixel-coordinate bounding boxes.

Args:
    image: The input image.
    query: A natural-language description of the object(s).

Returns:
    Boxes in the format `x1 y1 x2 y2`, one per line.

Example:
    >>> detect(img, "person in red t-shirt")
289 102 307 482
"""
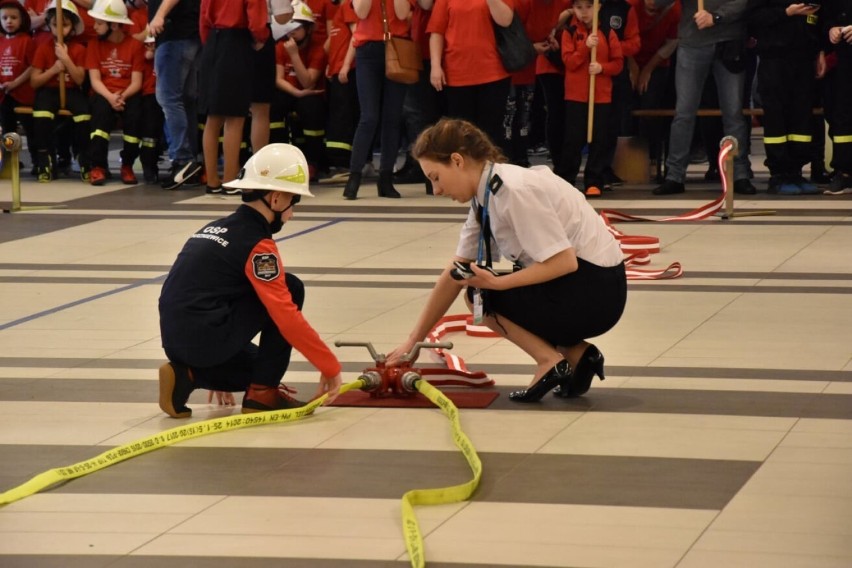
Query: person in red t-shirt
323 0 358 175
139 34 163 184
30 0 91 182
555 0 623 196
270 3 328 179
427 0 515 157
85 0 144 185
0 0 35 161
341 0 415 200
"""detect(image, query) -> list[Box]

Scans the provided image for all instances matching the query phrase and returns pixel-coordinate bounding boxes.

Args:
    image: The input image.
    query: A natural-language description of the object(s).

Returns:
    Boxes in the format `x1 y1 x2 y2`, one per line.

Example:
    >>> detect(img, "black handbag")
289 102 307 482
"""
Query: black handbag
493 13 536 73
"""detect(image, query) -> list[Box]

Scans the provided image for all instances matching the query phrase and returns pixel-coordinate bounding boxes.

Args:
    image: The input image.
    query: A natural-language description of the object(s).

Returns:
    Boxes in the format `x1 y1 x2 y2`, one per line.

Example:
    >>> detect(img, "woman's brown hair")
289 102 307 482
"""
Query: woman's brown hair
412 118 507 165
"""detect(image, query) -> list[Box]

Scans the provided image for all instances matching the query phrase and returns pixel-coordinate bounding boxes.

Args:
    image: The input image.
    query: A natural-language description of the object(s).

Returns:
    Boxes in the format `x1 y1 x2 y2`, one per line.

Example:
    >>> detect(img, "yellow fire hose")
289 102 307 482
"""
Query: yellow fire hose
0 378 482 567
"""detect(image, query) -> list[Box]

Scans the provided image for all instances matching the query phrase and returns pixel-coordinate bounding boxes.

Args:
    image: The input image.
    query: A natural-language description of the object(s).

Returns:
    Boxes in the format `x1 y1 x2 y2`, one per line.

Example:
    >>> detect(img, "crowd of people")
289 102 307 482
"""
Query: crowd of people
1 0 851 196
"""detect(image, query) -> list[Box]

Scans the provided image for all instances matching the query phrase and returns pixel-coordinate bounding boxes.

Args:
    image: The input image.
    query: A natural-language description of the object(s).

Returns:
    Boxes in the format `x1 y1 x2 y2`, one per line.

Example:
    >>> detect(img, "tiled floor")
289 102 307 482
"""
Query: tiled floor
1 139 852 567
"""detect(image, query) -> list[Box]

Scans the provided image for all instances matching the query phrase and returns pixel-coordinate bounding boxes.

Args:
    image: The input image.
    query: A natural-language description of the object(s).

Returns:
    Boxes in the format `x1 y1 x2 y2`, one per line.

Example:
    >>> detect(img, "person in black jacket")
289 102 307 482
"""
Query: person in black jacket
747 0 824 194
158 144 342 418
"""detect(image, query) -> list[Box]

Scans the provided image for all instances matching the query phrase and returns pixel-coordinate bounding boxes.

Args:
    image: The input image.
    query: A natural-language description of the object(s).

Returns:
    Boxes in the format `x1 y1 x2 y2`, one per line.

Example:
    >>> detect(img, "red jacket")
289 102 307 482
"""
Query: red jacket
561 17 623 103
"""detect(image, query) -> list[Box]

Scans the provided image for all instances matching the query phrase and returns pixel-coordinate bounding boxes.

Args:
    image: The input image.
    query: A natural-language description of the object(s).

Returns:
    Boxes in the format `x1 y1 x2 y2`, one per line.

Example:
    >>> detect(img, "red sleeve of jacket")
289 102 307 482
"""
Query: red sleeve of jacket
244 239 342 378
247 0 270 44
562 26 589 72
620 6 640 57
601 29 623 76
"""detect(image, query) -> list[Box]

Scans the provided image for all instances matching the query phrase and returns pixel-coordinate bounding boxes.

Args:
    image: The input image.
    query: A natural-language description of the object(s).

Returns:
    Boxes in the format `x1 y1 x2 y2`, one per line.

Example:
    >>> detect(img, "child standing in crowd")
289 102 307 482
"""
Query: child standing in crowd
556 0 623 197
29 0 89 182
0 0 35 158
85 0 144 185
139 34 163 184
824 0 852 194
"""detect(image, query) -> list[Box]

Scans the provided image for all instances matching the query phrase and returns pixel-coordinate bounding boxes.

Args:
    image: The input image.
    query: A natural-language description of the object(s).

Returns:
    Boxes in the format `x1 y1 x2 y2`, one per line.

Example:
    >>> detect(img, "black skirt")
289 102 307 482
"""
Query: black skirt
470 259 627 347
199 28 254 116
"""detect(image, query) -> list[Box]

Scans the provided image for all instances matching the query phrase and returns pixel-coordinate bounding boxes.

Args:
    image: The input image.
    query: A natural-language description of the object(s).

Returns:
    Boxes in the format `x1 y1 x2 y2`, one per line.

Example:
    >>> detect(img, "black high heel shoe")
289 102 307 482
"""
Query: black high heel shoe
553 345 605 398
509 360 572 403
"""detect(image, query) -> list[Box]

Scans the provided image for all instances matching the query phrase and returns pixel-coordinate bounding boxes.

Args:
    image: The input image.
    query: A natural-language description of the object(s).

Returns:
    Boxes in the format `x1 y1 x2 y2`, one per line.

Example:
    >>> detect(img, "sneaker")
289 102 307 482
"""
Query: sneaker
158 362 195 418
584 185 602 198
529 144 549 156
241 383 307 414
652 180 685 195
120 164 138 185
824 173 852 195
223 186 242 196
792 176 820 195
90 166 108 186
161 161 201 190
603 170 624 188
37 165 52 183
704 167 721 183
142 163 159 185
733 179 757 195
205 185 223 194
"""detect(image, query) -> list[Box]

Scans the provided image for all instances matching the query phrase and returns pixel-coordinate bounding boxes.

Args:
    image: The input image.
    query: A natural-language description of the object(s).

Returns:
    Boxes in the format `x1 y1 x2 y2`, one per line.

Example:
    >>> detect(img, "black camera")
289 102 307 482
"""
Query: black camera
450 261 474 281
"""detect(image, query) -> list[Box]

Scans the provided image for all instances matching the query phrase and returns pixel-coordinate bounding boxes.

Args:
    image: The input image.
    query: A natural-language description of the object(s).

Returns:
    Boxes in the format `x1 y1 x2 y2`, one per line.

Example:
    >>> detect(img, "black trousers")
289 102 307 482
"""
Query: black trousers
167 273 306 392
758 56 814 177
832 47 852 174
140 93 164 169
269 90 327 170
32 88 90 167
88 93 142 169
0 93 33 147
557 100 610 190
325 71 360 169
445 77 511 157
537 73 566 171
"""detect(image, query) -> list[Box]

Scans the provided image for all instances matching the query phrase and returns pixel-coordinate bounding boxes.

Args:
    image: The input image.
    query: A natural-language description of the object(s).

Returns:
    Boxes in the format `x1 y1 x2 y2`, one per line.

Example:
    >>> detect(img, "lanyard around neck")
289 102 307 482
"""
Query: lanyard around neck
475 163 494 267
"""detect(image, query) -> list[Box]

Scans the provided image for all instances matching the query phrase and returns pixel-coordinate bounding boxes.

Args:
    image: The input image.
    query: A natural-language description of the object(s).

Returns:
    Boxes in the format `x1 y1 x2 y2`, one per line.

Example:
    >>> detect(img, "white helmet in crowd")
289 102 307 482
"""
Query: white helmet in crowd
45 0 85 37
89 0 134 25
223 144 314 197
272 1 315 41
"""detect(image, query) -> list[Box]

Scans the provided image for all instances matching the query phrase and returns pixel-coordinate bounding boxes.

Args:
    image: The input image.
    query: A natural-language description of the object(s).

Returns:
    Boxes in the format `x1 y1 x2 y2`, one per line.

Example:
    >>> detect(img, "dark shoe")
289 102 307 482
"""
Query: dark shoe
343 171 362 200
142 163 159 184
553 345 605 398
241 383 307 413
825 172 852 195
733 179 757 195
603 170 624 188
158 362 195 418
378 170 402 198
205 185 223 194
704 166 720 182
652 180 685 195
394 155 426 184
509 360 572 403
810 163 832 185
792 176 820 195
161 161 202 190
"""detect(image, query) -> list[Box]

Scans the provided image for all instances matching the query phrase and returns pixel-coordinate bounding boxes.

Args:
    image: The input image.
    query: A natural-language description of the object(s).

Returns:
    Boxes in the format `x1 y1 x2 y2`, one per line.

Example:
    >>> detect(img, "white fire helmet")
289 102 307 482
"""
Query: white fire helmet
271 1 315 41
45 0 85 37
223 144 314 197
88 0 134 25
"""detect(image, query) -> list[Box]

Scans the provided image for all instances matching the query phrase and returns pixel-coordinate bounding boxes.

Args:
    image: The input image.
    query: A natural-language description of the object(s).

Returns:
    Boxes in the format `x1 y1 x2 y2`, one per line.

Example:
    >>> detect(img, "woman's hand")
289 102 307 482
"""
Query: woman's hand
387 338 418 367
465 264 505 290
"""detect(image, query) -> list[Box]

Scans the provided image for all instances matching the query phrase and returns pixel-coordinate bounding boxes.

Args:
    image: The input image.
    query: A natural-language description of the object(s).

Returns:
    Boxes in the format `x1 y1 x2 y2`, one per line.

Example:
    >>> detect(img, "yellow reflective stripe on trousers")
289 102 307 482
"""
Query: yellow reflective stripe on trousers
834 135 852 144
303 129 325 137
326 141 352 151
32 110 54 119
787 134 812 143
763 135 787 145
73 114 91 123
91 129 110 140
0 378 482 568
401 380 483 568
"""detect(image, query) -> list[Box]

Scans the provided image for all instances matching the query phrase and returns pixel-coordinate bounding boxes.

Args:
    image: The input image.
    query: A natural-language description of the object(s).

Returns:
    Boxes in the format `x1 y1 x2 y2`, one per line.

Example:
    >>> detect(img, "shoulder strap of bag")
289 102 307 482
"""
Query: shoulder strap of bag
379 0 390 41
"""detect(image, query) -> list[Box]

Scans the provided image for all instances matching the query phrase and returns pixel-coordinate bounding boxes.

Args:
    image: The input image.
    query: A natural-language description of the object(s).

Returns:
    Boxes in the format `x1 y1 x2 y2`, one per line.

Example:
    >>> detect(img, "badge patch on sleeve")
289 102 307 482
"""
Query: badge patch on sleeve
252 253 280 281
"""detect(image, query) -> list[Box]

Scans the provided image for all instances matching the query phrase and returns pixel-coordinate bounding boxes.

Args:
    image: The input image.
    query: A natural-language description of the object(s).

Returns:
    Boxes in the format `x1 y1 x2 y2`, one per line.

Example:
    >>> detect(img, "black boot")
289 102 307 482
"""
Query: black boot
378 170 401 198
393 154 426 184
343 171 362 200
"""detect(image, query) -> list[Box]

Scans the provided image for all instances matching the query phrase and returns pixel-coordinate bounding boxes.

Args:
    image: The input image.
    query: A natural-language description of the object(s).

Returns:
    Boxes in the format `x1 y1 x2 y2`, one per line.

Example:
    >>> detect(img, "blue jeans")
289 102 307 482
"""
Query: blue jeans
665 44 750 182
155 39 200 164
351 41 408 173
